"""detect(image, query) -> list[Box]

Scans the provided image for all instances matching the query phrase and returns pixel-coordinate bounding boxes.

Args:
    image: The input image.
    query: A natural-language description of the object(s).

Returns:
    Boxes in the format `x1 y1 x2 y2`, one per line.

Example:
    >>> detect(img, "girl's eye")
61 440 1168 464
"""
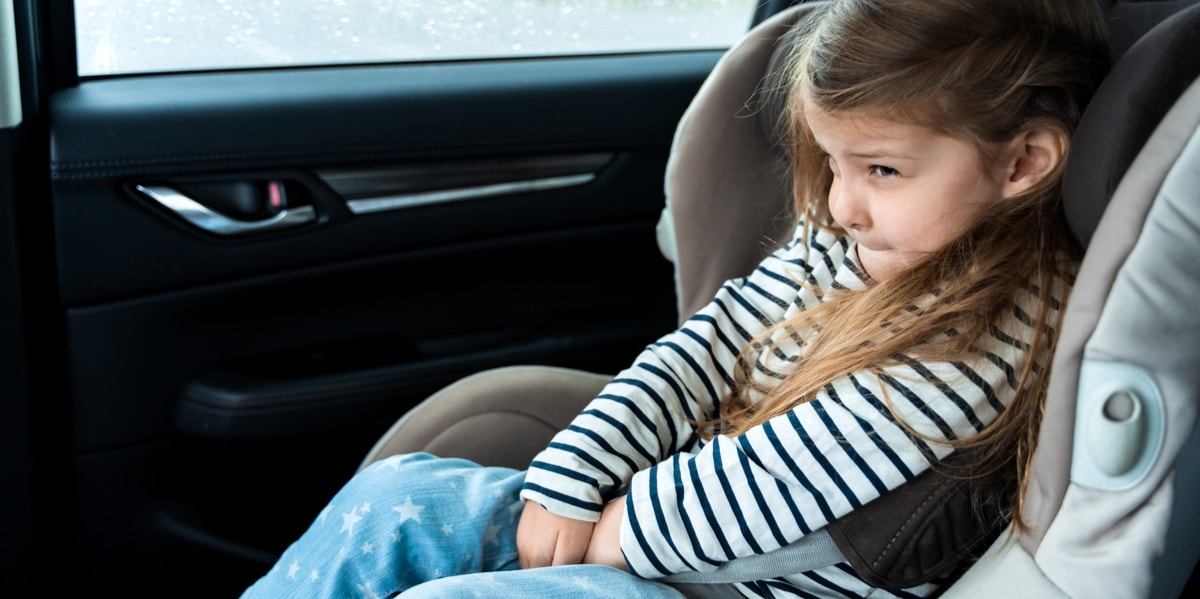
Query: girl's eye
870 165 900 178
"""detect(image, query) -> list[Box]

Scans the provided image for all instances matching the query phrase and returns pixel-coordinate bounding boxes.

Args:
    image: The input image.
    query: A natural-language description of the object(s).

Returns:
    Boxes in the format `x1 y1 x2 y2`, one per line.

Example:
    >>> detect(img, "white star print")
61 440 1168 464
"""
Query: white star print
356 581 382 599
341 506 363 536
361 542 374 554
318 504 333 523
360 502 372 514
434 470 468 491
571 575 598 592
287 562 300 580
390 531 403 543
392 496 425 524
310 569 320 582
441 523 454 535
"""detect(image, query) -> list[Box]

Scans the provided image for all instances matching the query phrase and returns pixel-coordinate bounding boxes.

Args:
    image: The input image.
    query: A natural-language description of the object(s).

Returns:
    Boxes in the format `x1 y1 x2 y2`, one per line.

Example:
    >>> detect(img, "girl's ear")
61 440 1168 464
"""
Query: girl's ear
1001 126 1068 199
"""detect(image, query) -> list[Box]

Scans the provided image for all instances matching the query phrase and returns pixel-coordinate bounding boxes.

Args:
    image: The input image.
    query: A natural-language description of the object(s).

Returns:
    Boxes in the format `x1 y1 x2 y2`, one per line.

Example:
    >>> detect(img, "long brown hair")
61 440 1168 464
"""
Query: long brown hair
709 0 1110 529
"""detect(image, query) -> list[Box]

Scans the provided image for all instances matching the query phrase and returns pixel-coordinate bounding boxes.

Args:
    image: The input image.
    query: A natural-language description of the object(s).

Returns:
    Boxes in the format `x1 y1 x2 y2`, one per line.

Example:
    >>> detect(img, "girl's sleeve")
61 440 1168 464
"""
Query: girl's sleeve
617 326 1032 578
518 228 812 523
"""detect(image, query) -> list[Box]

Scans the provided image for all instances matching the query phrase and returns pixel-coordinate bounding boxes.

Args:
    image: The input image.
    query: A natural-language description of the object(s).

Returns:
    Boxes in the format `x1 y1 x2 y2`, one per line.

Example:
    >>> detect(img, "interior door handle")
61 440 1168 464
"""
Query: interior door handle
135 183 317 236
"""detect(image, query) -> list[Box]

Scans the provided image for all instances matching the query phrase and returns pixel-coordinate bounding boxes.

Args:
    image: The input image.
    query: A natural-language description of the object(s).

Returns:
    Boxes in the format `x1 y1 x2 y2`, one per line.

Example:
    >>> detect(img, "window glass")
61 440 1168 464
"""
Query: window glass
76 0 756 77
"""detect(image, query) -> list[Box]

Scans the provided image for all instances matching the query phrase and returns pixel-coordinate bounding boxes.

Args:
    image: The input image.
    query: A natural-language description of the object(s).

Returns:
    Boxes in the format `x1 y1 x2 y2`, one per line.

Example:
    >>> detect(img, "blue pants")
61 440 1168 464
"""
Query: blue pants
240 453 688 598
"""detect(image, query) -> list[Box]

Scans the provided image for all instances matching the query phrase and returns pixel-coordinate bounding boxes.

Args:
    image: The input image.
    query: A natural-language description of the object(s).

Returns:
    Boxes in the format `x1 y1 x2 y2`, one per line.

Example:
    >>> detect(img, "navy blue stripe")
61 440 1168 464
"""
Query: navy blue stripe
809 237 829 255
658 341 720 408
735 437 790 547
625 494 672 577
788 410 862 509
637 361 701 425
761 579 825 599
754 357 793 381
812 238 839 277
644 465 699 572
712 447 765 553
758 324 801 364
610 376 679 450
567 424 640 473
595 391 657 435
680 328 735 388
1013 303 1035 327
950 360 1006 415
520 482 604 512
738 435 807 534
755 263 803 290
645 359 709 439
686 456 737 559
846 374 937 465
671 457 722 566
580 409 657 464
989 324 1027 351
772 477 810 535
982 349 1019 390
713 295 758 345
745 280 790 310
802 569 866 598
831 380 916 479
726 283 774 328
896 354 986 434
811 400 888 496
879 374 957 441
762 420 835 524
547 441 621 485
693 314 743 356
528 460 598 487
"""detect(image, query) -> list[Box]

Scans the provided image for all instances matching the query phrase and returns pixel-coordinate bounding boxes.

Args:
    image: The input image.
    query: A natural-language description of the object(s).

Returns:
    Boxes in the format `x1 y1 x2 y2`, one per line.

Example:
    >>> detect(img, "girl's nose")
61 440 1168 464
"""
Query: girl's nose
829 178 869 231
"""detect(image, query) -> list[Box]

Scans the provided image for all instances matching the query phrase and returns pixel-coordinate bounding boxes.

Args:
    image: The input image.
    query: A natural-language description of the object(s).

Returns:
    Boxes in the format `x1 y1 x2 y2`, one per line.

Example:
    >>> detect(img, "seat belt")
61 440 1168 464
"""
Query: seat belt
661 529 843 585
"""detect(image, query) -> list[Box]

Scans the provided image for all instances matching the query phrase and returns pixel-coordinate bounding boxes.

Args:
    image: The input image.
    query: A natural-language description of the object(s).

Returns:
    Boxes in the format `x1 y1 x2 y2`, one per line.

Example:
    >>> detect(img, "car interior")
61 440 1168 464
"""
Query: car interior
1 0 1197 597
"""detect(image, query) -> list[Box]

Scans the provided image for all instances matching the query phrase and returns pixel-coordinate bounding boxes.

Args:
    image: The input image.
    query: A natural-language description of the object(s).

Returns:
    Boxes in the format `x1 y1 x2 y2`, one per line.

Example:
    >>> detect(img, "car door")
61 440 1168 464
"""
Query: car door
2 2 39 597
3 1 799 597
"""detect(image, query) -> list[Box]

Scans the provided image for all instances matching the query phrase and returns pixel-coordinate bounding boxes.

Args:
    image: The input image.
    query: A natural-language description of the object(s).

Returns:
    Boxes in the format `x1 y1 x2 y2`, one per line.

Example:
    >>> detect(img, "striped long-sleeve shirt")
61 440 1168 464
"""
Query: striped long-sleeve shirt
520 221 1057 598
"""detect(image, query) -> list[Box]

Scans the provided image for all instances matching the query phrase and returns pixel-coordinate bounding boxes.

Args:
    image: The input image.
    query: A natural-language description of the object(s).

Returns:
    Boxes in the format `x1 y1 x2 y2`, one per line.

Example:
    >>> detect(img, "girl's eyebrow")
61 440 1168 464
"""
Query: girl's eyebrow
849 151 917 161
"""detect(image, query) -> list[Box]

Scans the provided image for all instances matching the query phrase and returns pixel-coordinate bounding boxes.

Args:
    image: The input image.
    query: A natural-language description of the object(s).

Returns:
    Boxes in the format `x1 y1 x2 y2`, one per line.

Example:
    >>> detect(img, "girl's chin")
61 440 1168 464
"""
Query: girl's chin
855 246 910 282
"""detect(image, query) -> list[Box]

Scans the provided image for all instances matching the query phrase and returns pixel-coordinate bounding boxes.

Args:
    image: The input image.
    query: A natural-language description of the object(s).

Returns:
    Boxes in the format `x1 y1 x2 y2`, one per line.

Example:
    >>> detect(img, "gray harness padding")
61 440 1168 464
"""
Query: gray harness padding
663 529 842 586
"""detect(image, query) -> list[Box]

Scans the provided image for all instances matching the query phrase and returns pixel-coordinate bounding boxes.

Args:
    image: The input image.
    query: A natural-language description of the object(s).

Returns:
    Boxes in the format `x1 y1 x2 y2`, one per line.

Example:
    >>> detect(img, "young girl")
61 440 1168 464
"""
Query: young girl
242 0 1111 597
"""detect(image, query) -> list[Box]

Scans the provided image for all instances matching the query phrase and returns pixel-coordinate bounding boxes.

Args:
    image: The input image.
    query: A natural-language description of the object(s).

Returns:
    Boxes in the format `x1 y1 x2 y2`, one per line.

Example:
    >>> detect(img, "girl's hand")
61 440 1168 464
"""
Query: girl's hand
582 497 628 571
516 500 596 569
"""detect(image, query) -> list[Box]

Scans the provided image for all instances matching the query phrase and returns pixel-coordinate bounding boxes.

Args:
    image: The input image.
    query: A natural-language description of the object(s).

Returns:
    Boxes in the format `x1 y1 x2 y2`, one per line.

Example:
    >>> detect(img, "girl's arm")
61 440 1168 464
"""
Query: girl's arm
582 497 628 571
617 333 1030 578
516 500 596 569
518 224 817 524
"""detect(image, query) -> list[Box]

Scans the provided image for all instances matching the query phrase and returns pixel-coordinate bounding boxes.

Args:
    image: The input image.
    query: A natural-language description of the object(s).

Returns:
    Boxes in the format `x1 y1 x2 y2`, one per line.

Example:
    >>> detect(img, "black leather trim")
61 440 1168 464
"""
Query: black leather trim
49 53 720 180
826 452 1011 590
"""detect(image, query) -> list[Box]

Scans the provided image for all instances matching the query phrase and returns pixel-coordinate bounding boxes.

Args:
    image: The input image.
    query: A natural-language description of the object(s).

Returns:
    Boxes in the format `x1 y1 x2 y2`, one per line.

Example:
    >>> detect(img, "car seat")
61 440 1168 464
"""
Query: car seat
359 1 1200 595
944 2 1200 597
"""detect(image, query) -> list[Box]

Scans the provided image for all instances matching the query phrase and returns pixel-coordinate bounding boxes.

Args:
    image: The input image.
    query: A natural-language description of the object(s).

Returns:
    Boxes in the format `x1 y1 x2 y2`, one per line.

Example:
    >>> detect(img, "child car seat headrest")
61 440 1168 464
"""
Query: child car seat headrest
1065 2 1200 247
1100 0 1200 58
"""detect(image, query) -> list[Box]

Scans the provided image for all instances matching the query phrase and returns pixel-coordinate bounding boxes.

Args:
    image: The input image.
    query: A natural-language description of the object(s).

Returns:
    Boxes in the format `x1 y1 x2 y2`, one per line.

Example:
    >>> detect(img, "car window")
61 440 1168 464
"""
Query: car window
75 0 756 77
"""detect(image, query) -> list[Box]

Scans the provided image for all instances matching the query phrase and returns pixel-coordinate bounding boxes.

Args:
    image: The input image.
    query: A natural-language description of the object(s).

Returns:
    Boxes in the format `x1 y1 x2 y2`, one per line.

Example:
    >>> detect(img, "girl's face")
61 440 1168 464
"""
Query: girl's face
806 106 1008 281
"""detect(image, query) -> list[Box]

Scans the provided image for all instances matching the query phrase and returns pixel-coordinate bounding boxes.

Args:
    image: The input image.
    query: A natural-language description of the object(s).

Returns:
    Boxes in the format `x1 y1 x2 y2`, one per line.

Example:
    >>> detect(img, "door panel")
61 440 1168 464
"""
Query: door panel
48 52 719 597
